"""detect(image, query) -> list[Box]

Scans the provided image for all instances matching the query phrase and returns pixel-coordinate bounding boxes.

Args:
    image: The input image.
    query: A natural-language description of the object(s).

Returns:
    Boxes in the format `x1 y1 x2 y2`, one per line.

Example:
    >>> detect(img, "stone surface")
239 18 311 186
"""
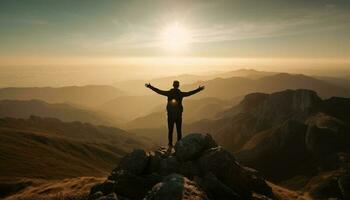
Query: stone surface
197 146 251 198
338 172 350 199
145 174 209 200
194 173 240 200
116 149 149 175
90 180 115 195
113 170 161 199
89 133 273 200
89 191 104 200
96 193 118 200
159 156 180 176
309 175 343 199
175 133 217 161
179 161 200 179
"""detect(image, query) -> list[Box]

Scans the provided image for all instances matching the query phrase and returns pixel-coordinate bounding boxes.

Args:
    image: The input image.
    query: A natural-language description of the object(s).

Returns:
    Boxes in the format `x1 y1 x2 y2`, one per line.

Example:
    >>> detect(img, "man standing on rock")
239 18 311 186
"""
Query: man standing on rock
145 80 205 148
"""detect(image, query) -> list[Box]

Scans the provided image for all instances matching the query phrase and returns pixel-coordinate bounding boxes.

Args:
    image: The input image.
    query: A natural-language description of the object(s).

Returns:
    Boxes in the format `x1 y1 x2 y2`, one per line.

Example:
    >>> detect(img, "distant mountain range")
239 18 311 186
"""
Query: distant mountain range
181 73 350 100
126 97 231 129
124 72 350 130
0 99 121 126
315 76 350 90
114 74 205 96
113 68 275 96
0 70 349 126
114 69 350 97
0 85 124 108
98 95 164 121
115 72 350 122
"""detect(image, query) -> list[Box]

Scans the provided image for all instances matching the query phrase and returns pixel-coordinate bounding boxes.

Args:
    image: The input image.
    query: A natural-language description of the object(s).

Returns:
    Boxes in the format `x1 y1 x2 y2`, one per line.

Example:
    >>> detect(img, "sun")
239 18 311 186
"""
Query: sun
161 22 191 51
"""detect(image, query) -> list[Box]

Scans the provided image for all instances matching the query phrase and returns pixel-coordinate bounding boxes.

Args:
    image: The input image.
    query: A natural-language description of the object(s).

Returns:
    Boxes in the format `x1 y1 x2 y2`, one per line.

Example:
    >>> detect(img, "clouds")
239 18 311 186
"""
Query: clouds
0 0 349 58
189 8 349 44
97 0 349 53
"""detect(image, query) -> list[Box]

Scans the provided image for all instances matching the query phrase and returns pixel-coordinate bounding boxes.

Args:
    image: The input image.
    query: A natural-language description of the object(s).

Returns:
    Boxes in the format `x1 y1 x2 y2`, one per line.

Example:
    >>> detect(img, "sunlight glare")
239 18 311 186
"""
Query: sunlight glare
161 22 191 51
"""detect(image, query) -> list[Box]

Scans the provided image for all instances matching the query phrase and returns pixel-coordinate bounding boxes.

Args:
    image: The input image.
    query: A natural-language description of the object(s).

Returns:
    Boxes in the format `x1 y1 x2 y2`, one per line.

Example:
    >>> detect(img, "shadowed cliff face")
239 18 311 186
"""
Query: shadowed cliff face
228 92 350 199
183 89 350 199
182 73 350 101
188 89 323 151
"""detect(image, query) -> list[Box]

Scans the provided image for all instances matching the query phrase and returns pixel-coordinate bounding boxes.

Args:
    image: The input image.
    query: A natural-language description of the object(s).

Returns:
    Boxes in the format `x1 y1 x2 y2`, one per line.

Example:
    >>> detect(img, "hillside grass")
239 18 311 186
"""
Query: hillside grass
2 177 104 200
0 117 153 180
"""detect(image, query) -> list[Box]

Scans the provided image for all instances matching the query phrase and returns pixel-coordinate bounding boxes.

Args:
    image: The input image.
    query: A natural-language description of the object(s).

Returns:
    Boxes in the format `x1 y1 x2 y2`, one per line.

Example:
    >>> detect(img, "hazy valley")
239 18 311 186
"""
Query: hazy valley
0 68 350 199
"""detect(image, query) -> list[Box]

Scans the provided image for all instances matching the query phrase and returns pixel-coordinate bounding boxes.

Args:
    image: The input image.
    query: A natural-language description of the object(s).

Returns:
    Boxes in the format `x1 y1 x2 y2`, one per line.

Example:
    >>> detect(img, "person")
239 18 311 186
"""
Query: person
145 80 205 148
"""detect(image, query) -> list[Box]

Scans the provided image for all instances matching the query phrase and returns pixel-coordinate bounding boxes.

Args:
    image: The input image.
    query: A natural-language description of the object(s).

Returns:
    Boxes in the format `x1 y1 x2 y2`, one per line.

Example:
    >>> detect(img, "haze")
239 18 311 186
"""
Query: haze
2 1 350 199
0 0 349 87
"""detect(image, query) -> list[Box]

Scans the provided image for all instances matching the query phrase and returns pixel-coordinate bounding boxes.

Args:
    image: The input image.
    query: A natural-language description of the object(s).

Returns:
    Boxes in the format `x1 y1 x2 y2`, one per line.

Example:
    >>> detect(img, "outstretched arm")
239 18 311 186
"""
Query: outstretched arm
182 85 205 97
145 83 169 96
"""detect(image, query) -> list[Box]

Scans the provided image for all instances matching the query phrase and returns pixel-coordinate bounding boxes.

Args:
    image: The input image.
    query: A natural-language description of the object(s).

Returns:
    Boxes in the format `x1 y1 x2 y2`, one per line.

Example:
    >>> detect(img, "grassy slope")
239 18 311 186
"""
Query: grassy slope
1 175 313 200
2 177 104 200
0 117 152 180
269 182 311 200
1 128 118 179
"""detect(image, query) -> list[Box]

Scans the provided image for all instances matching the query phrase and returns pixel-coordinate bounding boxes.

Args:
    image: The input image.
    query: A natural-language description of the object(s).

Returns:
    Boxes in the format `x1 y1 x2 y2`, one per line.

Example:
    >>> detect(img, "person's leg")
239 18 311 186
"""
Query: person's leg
167 116 175 146
175 116 182 142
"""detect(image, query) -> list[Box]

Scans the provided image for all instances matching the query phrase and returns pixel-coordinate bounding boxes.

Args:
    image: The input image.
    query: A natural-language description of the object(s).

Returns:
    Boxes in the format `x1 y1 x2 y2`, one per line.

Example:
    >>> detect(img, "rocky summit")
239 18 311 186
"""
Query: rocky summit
88 133 274 200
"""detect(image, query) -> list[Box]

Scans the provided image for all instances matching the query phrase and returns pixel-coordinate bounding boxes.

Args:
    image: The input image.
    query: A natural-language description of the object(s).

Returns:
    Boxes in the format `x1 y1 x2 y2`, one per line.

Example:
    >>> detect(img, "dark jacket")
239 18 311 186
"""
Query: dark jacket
148 86 202 117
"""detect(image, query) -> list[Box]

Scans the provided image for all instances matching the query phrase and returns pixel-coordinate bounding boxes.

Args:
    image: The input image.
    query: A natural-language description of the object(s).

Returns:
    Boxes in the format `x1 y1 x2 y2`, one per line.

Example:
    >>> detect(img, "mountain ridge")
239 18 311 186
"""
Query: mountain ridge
0 85 124 108
0 99 120 126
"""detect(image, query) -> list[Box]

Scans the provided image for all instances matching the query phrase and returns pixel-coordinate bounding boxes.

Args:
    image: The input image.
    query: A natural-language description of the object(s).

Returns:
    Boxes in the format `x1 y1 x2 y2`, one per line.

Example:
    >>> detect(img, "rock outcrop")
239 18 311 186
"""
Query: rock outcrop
232 93 350 199
199 89 323 152
88 133 274 200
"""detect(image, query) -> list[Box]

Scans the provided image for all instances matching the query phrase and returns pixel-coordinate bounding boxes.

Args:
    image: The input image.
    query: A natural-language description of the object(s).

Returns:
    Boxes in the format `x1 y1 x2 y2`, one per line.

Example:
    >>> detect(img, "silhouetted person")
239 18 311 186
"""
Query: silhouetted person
145 80 205 147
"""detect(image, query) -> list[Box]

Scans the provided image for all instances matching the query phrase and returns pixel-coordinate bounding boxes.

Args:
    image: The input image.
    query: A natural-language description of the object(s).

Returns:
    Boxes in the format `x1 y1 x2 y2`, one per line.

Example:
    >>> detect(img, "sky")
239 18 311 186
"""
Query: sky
0 0 349 86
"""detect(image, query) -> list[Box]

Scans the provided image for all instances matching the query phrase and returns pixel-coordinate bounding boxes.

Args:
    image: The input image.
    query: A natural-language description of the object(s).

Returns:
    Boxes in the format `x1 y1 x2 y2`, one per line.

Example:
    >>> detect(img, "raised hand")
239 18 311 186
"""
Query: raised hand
145 83 151 88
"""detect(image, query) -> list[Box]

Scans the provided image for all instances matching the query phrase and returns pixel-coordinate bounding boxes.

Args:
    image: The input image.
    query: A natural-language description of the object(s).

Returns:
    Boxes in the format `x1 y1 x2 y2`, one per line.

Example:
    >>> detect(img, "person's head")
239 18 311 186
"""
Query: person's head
173 80 180 89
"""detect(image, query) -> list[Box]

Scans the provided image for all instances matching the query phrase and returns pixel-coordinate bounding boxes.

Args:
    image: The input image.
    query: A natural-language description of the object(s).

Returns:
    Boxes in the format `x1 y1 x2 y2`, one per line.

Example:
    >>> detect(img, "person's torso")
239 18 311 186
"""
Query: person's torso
166 89 183 114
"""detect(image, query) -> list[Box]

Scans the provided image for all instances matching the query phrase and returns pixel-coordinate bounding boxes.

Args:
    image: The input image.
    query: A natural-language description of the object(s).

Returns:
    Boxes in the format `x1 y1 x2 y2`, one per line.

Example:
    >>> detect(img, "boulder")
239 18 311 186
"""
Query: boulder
89 191 104 200
115 149 149 175
179 161 200 178
145 174 209 200
89 134 273 200
194 173 240 199
90 180 115 195
146 147 171 174
242 168 273 197
113 170 161 199
252 193 273 200
159 156 180 176
338 172 350 199
175 133 217 161
116 196 130 200
96 193 118 200
309 175 342 199
197 146 251 198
